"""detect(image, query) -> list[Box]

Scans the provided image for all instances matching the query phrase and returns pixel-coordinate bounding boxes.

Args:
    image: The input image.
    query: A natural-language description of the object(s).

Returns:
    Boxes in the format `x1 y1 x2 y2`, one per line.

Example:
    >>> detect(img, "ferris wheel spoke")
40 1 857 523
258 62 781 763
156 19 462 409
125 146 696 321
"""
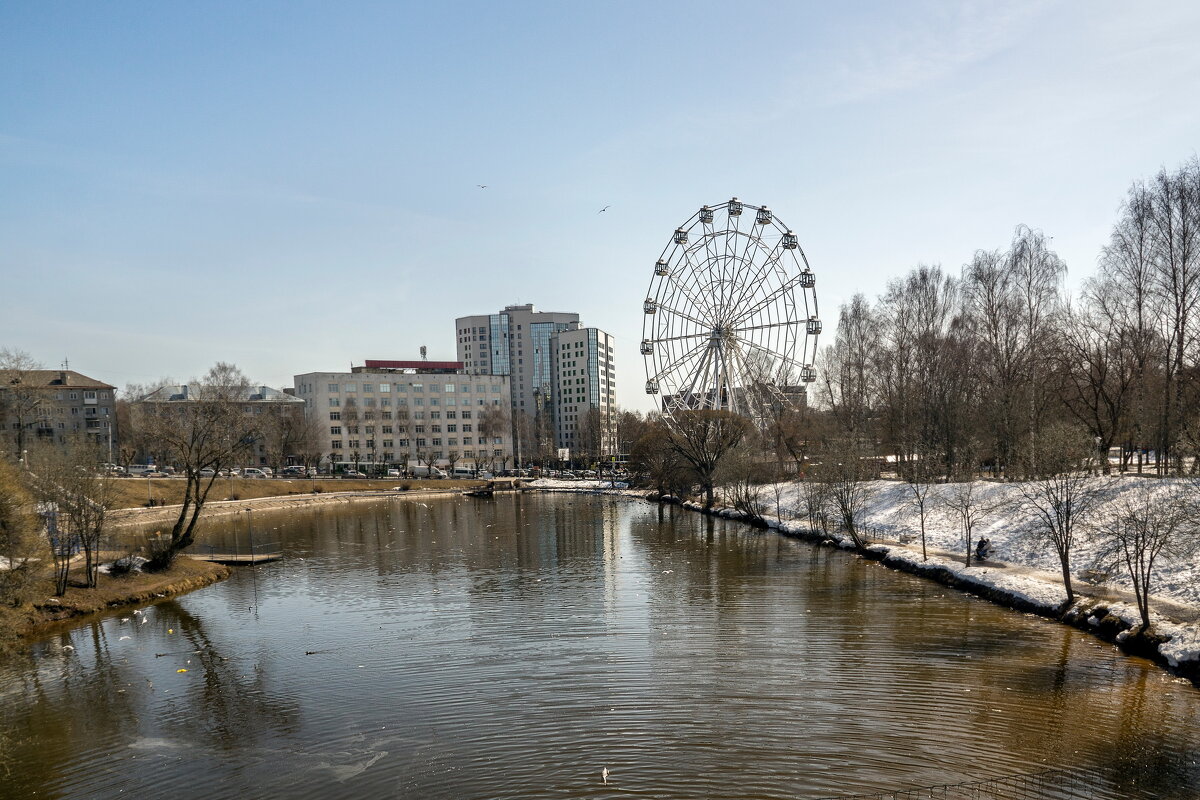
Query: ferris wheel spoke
733 334 809 378
670 244 722 322
728 270 805 327
724 241 788 323
651 330 710 344
653 302 715 331
650 338 710 384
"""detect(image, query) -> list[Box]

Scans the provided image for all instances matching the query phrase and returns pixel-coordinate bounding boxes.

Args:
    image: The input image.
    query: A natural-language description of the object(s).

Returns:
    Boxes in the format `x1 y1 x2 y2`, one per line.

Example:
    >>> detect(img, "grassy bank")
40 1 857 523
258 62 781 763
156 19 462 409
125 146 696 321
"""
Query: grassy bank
3 557 230 650
110 476 485 509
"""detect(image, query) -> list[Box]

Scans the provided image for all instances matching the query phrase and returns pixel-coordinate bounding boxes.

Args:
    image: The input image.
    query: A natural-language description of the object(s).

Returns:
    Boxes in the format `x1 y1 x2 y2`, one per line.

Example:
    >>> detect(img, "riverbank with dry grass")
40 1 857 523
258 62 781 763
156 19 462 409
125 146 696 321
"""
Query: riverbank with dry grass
107 476 486 510
3 557 230 650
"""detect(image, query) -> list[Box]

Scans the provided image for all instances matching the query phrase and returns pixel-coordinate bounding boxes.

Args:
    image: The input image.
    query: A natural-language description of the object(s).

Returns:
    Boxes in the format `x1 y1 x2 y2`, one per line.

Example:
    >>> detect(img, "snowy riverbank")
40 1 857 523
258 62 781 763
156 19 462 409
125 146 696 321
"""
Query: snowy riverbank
668 475 1200 681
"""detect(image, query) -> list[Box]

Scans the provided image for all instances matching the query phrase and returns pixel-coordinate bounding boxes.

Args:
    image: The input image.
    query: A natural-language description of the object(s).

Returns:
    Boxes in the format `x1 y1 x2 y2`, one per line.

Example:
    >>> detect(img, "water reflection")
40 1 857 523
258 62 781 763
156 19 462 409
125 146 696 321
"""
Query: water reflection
2 494 1197 800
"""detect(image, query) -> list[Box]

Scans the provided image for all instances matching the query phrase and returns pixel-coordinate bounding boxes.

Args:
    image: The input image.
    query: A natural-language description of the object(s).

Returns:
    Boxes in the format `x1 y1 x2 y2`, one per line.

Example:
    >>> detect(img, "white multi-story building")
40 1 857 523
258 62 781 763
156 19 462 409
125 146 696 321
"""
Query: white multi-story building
551 326 616 457
292 360 513 472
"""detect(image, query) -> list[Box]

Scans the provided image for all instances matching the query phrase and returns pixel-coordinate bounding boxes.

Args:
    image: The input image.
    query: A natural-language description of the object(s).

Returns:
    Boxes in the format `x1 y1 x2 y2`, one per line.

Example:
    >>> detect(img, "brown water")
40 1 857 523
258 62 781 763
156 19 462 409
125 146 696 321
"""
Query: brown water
2 494 1198 799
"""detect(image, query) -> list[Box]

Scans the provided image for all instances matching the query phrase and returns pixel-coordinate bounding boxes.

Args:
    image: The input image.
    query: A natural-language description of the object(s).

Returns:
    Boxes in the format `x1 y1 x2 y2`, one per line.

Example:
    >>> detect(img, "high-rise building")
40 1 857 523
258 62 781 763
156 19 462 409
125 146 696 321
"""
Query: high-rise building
455 305 616 461
455 304 579 416
550 326 616 457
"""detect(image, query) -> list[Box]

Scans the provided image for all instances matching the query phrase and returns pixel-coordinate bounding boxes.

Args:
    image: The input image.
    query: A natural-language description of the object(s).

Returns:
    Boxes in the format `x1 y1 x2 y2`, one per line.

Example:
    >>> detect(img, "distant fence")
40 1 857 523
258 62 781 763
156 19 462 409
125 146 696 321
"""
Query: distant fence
810 768 1099 800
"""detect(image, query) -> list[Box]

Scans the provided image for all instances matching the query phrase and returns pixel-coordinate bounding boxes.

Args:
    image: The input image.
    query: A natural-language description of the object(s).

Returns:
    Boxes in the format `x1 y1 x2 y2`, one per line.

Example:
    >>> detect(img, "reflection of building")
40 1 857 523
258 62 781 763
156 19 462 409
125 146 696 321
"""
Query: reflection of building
0 369 116 454
455 305 616 455
292 360 513 471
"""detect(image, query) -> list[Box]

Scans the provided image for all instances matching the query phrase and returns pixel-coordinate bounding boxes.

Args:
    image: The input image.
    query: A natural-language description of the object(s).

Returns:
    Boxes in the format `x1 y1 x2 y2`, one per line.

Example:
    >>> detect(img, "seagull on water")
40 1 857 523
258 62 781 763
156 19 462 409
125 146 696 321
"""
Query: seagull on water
602 766 609 784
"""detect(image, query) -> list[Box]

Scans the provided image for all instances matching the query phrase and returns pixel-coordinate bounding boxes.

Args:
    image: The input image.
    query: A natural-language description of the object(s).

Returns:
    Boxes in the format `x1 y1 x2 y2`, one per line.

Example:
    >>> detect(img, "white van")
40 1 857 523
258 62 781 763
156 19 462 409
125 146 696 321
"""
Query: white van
410 465 447 479
241 468 268 479
126 465 158 476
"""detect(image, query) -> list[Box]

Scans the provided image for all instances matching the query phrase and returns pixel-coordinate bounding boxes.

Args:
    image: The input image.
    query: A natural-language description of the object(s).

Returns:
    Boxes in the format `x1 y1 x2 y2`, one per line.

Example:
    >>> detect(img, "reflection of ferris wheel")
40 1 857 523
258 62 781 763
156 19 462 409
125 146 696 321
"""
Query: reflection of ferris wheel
642 198 820 420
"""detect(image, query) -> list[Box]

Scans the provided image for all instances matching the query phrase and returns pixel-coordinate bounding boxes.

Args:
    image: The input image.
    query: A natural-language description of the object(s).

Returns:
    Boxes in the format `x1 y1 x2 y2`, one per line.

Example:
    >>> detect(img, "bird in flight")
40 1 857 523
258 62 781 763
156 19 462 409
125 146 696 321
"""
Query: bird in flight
477 184 488 189
598 205 610 213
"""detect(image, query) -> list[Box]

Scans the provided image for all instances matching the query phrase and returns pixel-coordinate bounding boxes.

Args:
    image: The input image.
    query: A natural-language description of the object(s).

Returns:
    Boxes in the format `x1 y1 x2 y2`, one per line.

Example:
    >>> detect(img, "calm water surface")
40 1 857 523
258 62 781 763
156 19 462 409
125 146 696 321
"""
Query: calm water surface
2 494 1198 799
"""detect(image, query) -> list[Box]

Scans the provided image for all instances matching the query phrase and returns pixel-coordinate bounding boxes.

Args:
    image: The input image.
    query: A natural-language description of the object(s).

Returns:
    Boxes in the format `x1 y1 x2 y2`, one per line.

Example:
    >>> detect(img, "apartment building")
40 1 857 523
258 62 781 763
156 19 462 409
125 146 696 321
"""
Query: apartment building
0 369 117 459
137 383 304 466
292 360 513 472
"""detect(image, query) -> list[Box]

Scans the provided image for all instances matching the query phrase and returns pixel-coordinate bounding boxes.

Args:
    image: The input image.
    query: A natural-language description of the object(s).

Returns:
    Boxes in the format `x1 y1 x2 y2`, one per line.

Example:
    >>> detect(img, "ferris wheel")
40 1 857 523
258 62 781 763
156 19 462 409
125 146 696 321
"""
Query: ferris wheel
641 198 820 421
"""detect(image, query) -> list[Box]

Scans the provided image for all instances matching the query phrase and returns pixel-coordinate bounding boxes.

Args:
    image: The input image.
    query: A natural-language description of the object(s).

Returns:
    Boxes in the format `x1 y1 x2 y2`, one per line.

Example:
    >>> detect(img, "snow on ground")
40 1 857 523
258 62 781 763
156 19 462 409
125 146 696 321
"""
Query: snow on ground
743 476 1200 609
528 479 630 491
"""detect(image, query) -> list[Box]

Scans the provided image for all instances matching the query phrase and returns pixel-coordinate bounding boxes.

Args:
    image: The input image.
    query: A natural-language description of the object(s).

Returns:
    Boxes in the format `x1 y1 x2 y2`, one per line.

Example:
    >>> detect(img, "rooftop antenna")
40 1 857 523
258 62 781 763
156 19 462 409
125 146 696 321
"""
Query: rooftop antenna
61 358 69 370
420 346 427 360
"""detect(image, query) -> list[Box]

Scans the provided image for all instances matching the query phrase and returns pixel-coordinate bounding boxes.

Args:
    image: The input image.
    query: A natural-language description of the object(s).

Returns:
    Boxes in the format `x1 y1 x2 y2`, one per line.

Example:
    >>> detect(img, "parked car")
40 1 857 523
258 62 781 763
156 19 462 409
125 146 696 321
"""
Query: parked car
386 469 401 477
143 471 170 478
241 468 268 479
279 466 306 478
342 470 367 479
199 468 216 478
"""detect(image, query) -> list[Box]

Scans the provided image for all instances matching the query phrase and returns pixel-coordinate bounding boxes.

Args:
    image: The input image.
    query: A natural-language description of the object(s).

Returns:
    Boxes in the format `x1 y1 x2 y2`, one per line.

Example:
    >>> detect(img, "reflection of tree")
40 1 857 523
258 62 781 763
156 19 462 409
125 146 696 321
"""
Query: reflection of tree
0 599 301 798
163 600 301 750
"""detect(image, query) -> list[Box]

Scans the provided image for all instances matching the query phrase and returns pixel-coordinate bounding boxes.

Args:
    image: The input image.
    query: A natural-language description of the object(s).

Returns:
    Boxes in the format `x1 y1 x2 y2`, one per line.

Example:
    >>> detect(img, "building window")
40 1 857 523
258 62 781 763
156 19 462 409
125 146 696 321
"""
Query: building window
330 412 341 420
331 440 343 449
328 384 339 392
447 425 457 433
363 383 374 392
329 398 340 407
348 440 360 449
331 426 342 435
380 384 390 393
462 424 473 432
345 383 357 392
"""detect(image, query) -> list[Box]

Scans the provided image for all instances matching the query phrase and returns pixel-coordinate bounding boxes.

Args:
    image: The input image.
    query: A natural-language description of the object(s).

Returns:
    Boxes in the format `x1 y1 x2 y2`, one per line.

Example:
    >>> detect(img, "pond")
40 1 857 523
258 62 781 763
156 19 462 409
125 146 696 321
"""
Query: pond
2 494 1198 799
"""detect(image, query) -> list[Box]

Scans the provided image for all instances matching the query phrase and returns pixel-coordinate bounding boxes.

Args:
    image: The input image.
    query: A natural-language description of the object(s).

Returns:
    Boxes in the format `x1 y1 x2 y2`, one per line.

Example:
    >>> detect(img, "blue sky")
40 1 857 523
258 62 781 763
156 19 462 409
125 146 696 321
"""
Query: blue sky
3 1 1198 411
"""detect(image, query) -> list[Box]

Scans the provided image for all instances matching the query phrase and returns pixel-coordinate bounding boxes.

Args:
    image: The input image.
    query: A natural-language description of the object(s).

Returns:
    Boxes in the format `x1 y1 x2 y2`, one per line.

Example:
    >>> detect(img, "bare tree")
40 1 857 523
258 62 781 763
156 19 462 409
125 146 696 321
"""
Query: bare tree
1146 160 1200 473
1016 423 1105 605
0 349 45 461
899 451 937 561
825 439 878 552
1091 481 1198 631
0 459 44 635
26 439 117 590
664 410 752 509
132 363 259 568
943 476 1004 567
798 470 832 535
1054 297 1138 474
628 421 688 497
